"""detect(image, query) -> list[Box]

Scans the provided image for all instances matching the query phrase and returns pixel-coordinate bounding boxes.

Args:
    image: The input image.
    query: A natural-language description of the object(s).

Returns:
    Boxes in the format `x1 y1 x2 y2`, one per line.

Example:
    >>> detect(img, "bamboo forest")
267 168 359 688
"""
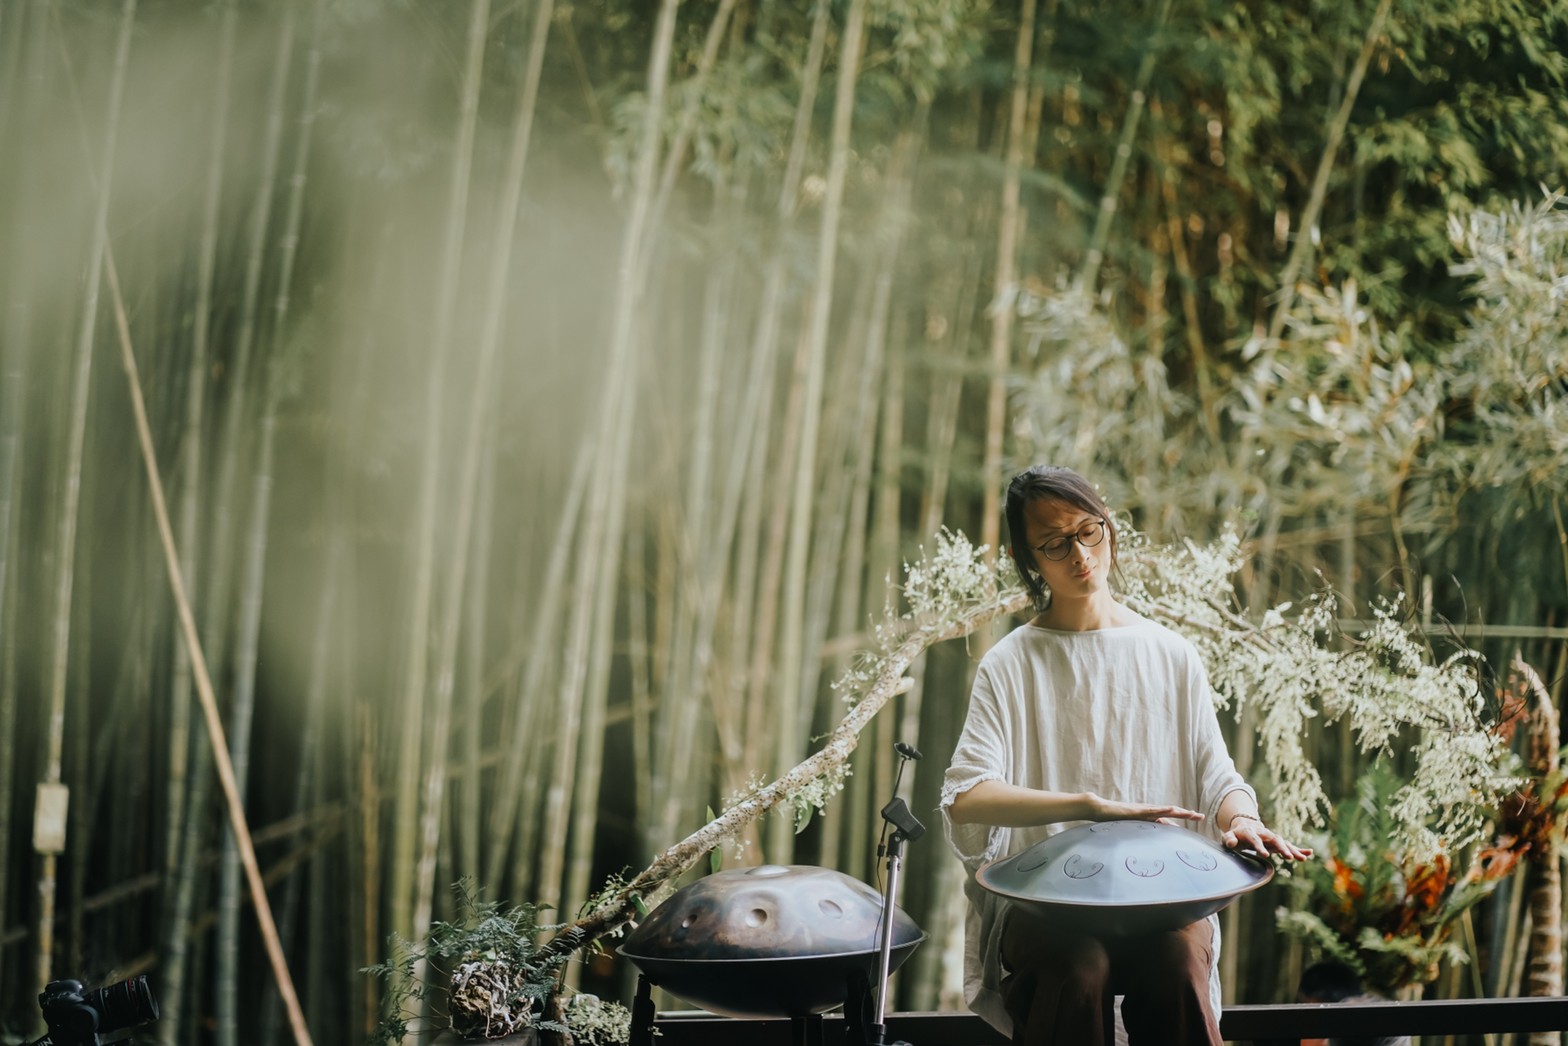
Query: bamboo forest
0 0 1566 1043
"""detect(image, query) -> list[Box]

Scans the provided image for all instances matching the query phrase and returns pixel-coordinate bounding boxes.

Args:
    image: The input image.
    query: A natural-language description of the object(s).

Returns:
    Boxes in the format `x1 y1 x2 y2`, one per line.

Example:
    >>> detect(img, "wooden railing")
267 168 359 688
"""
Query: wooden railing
646 998 1568 1045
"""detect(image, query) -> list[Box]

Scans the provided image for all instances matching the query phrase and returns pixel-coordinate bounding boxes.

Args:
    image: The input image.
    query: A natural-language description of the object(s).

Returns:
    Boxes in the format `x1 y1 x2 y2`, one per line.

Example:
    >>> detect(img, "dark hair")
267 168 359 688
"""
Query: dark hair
1004 465 1118 612
1297 960 1363 1004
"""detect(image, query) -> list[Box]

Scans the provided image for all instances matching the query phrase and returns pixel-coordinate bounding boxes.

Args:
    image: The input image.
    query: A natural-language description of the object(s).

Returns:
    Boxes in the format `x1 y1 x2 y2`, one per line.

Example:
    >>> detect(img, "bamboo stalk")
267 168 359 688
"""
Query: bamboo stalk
218 0 320 1032
482 442 591 890
258 575 336 1046
668 257 732 772
728 0 832 858
37 0 137 1001
390 0 492 959
103 246 314 1045
459 436 497 883
832 120 925 876
1152 102 1218 440
628 524 656 827
806 264 880 874
0 209 26 997
653 188 741 866
978 0 1037 564
1074 0 1171 296
420 0 556 891
1265 0 1394 342
165 9 295 1033
641 0 740 270
722 409 772 863
406 0 494 999
545 0 681 920
459 0 557 882
769 0 869 864
65 460 100 976
919 254 979 544
356 696 380 1040
164 0 236 901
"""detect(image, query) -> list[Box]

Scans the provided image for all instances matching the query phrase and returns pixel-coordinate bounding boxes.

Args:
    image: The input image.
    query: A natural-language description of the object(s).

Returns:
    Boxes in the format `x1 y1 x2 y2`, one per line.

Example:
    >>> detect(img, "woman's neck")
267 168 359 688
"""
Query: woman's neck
1033 592 1135 632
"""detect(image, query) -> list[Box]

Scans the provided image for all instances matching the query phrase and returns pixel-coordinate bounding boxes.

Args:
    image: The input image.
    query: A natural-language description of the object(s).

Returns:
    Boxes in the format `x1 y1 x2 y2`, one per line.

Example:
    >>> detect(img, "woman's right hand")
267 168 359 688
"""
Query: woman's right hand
1085 793 1205 826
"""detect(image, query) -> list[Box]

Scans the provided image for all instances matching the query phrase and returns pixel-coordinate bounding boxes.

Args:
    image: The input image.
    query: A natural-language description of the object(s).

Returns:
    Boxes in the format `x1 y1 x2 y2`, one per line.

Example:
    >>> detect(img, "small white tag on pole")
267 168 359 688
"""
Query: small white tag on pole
33 783 70 854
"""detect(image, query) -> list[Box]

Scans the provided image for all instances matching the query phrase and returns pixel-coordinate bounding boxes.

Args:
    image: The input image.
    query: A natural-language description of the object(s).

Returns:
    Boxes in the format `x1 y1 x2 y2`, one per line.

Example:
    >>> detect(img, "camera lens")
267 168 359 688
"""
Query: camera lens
84 976 159 1034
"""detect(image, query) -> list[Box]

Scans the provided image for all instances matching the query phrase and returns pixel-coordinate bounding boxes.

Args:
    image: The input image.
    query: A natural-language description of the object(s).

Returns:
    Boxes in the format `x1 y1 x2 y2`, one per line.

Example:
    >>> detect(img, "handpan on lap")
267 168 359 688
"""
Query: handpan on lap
976 820 1273 935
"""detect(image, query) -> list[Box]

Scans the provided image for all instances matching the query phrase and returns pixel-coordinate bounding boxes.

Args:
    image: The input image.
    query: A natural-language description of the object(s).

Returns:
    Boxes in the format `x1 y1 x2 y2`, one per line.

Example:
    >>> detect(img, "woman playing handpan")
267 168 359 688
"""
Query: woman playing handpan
942 465 1311 1046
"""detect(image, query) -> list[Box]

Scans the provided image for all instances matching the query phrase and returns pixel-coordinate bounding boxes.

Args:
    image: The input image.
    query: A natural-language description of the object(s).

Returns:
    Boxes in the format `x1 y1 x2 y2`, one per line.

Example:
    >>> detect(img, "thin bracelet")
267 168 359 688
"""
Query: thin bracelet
1228 812 1263 831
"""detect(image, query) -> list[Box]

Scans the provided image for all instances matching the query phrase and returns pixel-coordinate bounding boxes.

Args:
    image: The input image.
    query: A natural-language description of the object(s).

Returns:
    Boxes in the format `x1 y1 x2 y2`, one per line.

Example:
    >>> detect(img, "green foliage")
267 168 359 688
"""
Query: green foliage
364 880 571 1044
1277 765 1513 995
864 0 989 103
1014 0 1568 371
564 995 633 1046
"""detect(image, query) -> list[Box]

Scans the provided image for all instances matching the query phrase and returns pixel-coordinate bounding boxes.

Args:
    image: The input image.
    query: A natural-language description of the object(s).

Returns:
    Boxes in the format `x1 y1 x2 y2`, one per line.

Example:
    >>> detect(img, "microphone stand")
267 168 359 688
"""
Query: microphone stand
866 744 925 1046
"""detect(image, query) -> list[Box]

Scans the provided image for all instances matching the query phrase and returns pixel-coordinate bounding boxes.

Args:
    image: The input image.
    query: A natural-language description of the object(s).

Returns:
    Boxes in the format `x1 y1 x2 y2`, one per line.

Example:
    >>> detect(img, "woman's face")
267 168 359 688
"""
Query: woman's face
1021 497 1113 600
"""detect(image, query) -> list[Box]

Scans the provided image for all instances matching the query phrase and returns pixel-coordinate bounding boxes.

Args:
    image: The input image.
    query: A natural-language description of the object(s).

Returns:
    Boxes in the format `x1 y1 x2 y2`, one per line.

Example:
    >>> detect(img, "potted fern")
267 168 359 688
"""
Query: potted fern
366 881 629 1044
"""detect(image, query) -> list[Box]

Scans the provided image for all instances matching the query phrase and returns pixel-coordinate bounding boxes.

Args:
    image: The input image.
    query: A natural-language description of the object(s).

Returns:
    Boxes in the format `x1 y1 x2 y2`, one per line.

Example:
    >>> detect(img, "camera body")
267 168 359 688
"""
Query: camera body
30 976 159 1046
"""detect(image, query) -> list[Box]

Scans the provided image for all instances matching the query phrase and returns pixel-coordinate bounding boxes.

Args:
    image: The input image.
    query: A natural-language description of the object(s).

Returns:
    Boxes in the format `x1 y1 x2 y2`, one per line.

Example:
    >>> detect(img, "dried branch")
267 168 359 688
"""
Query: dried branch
534 587 1030 961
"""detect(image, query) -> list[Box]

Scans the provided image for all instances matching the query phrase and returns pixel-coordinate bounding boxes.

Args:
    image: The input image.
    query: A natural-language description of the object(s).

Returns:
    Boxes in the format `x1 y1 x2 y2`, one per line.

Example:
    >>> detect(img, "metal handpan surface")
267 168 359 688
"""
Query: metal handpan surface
976 820 1273 935
619 864 925 1018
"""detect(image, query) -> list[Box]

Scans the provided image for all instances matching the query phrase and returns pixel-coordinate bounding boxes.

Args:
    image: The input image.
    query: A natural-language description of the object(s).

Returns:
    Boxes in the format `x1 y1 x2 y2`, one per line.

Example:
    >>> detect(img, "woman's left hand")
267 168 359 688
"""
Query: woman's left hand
1223 814 1313 862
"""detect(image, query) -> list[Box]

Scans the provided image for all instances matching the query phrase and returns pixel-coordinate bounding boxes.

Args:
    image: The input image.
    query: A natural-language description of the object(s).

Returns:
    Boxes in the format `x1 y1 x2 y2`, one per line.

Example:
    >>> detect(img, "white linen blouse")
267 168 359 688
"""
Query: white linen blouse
940 612 1255 1036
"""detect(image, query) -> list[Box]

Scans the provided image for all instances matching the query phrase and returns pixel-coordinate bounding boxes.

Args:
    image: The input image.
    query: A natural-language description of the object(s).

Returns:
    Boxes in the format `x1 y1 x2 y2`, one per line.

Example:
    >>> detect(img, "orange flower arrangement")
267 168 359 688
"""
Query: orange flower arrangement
1279 766 1515 996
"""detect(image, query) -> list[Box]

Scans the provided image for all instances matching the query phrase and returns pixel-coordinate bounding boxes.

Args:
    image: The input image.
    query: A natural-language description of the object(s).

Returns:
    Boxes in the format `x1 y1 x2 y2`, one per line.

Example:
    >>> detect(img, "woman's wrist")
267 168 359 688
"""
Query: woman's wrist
1227 811 1263 832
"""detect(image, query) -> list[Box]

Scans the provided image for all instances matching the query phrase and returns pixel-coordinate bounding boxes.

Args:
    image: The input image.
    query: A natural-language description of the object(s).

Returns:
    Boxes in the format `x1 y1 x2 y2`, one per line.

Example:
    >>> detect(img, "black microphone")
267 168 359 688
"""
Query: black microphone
894 741 922 761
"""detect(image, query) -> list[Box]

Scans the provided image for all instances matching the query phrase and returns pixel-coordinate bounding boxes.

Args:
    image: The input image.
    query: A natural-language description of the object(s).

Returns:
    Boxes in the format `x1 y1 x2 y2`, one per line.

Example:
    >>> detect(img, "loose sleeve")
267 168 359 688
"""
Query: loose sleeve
1188 657 1254 826
941 662 1013 869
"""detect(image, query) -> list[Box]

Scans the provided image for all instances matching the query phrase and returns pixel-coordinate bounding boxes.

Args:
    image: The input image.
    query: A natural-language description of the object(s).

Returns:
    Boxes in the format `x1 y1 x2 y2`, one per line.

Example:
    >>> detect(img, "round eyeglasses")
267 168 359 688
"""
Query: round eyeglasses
1034 519 1107 561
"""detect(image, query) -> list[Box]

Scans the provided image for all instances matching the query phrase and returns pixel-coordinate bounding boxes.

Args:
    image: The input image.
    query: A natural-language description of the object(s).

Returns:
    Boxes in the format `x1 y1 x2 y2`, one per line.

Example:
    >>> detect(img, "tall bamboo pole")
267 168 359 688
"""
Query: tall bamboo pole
36 0 136 1001
482 444 590 890
214 368 281 1046
828 121 923 862
165 12 295 1034
978 0 1037 563
919 245 981 543
1265 0 1393 341
0 171 26 999
652 237 731 854
439 0 556 896
642 0 739 269
733 0 832 856
1151 101 1218 438
432 0 559 905
413 0 563 961
259 533 336 1046
64 436 98 977
767 0 869 864
217 0 321 1034
542 0 677 922
459 437 496 883
1073 0 1170 296
164 0 236 897
403 0 493 994
104 248 314 1045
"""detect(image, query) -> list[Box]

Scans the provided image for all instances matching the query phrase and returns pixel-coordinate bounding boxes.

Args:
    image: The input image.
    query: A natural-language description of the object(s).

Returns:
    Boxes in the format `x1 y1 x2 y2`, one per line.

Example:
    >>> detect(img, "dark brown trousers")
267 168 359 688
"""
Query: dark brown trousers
999 908 1222 1046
